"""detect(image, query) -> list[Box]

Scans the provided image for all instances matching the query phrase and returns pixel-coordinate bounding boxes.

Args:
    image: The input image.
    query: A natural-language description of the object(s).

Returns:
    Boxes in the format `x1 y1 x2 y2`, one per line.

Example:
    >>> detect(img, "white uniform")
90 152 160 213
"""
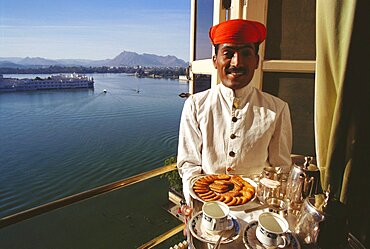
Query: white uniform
177 83 292 203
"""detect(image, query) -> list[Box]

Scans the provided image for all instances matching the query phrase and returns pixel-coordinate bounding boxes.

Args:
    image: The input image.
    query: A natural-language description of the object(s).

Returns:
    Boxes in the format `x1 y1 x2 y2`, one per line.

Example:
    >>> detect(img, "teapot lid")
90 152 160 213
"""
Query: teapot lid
303 156 312 167
304 156 319 171
313 186 347 218
312 193 328 213
308 195 325 215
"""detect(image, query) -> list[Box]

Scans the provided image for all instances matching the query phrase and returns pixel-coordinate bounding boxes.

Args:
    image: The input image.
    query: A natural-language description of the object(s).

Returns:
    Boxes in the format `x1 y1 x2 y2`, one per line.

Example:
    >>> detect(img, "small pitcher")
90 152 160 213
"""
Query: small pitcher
257 166 282 203
285 157 322 212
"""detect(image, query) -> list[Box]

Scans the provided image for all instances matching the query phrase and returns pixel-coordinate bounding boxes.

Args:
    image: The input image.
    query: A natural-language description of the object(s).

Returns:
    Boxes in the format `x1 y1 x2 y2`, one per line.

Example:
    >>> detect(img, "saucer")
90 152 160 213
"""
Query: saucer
188 212 240 244
243 221 301 249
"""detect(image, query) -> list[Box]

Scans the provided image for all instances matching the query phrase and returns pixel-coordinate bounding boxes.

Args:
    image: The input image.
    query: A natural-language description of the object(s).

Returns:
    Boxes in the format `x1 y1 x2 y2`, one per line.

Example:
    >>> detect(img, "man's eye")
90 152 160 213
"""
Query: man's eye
241 50 253 57
223 51 233 58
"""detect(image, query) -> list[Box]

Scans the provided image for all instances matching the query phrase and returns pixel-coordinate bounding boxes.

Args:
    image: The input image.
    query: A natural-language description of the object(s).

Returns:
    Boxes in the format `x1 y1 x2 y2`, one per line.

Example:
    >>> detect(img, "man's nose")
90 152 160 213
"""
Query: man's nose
230 52 242 67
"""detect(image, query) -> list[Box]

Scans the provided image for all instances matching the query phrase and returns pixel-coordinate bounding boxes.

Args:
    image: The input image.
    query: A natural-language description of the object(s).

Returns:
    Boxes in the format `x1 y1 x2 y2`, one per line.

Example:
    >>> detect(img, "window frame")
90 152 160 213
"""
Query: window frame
189 0 316 93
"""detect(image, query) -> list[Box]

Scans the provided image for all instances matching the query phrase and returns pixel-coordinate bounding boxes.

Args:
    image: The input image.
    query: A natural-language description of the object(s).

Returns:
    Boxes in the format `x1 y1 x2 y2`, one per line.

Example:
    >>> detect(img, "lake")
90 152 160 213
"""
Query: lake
0 73 188 218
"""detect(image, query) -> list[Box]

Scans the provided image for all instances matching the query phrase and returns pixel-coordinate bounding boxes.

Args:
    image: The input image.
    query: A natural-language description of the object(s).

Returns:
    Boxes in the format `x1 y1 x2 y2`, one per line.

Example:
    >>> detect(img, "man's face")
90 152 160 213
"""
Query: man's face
213 43 259 90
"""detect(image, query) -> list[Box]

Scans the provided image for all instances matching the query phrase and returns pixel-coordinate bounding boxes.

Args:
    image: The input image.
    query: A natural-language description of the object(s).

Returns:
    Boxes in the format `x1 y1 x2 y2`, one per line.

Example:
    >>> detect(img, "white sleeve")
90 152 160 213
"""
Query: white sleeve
268 102 293 173
177 96 202 204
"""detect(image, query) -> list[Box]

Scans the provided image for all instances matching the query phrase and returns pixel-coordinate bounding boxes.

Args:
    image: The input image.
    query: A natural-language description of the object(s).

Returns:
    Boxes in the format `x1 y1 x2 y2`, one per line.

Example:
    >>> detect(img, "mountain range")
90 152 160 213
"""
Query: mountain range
0 51 188 68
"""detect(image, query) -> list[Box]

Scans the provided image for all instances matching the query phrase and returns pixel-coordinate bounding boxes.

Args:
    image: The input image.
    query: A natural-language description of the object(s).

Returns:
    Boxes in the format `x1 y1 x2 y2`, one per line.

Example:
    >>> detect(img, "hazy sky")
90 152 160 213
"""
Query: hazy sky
0 0 190 61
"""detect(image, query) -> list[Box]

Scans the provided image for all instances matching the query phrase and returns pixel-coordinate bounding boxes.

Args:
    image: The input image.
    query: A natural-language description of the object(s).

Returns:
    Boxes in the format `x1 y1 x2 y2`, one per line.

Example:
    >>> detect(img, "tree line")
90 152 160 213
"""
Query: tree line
0 66 187 79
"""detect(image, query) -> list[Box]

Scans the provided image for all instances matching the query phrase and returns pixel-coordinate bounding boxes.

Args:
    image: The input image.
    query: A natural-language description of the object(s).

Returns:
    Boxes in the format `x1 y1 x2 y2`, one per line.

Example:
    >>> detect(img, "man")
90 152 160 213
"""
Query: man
177 19 292 203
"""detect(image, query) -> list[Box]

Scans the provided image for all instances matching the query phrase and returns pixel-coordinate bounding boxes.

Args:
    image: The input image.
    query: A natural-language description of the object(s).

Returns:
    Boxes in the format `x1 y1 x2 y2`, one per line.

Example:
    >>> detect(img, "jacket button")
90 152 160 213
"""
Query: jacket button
229 151 235 157
232 117 238 122
230 134 236 139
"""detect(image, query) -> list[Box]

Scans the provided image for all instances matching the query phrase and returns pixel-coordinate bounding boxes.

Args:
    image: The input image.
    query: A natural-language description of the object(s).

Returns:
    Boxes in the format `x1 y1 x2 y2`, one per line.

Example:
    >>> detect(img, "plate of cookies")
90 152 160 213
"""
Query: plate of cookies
190 174 256 211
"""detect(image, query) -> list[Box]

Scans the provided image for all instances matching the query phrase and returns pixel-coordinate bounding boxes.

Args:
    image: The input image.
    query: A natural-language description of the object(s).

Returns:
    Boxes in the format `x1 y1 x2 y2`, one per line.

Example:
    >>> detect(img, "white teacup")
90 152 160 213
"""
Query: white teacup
201 201 232 234
256 212 290 248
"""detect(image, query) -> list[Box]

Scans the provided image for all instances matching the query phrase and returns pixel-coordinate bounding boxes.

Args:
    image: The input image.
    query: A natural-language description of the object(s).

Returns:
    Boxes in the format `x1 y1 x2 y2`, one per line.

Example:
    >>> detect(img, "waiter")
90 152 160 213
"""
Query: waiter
177 19 292 203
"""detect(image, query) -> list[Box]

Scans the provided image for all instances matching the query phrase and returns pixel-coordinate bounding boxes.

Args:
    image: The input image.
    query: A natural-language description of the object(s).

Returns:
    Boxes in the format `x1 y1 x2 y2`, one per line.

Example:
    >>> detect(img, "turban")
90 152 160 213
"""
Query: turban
209 19 266 45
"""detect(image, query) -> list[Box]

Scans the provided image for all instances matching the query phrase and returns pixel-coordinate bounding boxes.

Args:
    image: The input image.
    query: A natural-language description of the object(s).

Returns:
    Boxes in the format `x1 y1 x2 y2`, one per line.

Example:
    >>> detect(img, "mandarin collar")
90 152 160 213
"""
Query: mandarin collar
218 82 254 98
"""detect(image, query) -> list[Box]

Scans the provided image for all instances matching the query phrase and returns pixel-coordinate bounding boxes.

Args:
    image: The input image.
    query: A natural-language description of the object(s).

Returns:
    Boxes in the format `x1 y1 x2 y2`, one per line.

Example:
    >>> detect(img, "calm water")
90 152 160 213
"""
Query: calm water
0 73 188 218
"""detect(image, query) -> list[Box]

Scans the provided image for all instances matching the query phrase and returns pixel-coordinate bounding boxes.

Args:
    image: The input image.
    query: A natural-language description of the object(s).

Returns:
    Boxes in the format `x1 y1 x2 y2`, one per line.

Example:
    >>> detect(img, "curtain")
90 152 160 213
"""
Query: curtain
315 0 370 246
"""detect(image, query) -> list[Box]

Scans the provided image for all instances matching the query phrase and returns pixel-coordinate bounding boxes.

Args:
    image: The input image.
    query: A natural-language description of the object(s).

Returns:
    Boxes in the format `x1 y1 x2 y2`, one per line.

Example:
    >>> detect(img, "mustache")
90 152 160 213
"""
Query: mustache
226 67 246 74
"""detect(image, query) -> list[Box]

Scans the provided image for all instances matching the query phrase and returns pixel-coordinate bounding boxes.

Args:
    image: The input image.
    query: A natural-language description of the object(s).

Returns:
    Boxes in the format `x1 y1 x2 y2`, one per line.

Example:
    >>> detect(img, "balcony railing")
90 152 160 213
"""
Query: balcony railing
0 163 184 248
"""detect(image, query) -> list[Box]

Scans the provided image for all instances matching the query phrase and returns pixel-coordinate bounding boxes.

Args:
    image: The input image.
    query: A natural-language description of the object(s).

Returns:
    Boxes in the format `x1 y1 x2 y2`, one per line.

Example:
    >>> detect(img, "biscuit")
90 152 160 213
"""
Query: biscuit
222 195 233 203
230 176 244 187
217 174 231 180
225 197 238 206
193 188 210 194
199 190 214 197
202 193 217 201
194 181 209 187
209 183 229 190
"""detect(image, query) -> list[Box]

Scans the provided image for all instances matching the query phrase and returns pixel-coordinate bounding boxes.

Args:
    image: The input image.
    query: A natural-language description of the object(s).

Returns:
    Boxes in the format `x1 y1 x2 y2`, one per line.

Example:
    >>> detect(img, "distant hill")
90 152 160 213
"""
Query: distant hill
108 51 187 67
0 57 23 63
0 61 24 68
57 59 111 67
0 51 188 68
19 57 61 66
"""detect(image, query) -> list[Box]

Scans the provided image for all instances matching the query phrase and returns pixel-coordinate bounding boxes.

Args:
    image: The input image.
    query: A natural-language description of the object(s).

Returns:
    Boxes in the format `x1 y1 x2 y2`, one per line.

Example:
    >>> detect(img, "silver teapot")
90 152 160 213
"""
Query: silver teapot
294 195 325 244
285 156 322 211
294 190 348 248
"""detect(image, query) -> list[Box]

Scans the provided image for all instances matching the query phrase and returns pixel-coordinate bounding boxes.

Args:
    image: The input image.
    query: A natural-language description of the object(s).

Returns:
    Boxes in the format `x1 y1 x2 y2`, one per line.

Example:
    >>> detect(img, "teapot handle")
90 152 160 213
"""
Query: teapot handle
303 176 315 198
304 156 313 168
295 173 306 202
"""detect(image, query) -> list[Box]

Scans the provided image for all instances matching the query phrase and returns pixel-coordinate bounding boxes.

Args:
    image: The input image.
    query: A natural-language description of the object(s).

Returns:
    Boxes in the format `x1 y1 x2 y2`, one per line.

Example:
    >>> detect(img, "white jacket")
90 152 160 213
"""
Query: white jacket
177 83 292 203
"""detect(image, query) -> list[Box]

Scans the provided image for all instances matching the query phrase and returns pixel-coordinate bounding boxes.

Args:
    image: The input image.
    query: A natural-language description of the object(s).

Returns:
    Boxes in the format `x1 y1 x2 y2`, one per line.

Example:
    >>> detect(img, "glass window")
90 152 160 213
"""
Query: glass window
263 73 316 156
265 0 316 60
195 0 214 60
193 74 211 93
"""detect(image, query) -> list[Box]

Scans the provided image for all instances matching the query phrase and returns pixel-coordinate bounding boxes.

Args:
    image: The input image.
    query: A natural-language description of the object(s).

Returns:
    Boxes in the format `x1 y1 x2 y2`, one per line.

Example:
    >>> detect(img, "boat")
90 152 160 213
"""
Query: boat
178 75 189 82
178 92 190 98
0 73 94 92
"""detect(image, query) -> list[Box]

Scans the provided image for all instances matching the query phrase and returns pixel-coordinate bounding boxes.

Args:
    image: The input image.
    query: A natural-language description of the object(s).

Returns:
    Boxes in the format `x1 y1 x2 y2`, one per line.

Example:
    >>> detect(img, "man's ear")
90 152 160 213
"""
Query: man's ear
212 55 217 69
254 54 260 69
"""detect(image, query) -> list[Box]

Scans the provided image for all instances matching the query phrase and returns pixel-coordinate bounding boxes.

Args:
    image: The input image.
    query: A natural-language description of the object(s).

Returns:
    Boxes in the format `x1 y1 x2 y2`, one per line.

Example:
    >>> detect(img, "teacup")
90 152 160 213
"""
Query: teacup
201 201 232 234
256 212 290 248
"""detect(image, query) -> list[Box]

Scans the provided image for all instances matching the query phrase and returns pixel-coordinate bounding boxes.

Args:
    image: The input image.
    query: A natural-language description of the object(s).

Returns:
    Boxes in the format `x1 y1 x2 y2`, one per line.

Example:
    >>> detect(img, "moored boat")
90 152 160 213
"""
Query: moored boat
0 73 94 92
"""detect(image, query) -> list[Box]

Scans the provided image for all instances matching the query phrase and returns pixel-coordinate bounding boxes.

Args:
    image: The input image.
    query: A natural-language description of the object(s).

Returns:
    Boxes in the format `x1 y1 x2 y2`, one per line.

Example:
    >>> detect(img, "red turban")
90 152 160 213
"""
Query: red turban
209 19 266 45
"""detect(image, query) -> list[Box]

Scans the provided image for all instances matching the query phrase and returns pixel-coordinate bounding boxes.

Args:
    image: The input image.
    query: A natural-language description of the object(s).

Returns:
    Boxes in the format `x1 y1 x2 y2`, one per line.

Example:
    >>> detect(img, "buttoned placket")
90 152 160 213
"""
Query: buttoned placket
226 96 239 173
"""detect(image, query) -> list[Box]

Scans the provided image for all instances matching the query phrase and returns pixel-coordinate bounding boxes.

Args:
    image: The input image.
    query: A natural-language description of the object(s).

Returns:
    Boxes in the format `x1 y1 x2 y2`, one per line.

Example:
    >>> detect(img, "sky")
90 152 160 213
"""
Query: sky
0 0 190 61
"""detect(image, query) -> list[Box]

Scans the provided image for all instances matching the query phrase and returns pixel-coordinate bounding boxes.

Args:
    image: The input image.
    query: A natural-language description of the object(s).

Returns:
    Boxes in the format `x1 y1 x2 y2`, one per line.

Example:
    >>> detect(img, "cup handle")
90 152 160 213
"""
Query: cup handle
211 219 217 230
277 234 290 248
